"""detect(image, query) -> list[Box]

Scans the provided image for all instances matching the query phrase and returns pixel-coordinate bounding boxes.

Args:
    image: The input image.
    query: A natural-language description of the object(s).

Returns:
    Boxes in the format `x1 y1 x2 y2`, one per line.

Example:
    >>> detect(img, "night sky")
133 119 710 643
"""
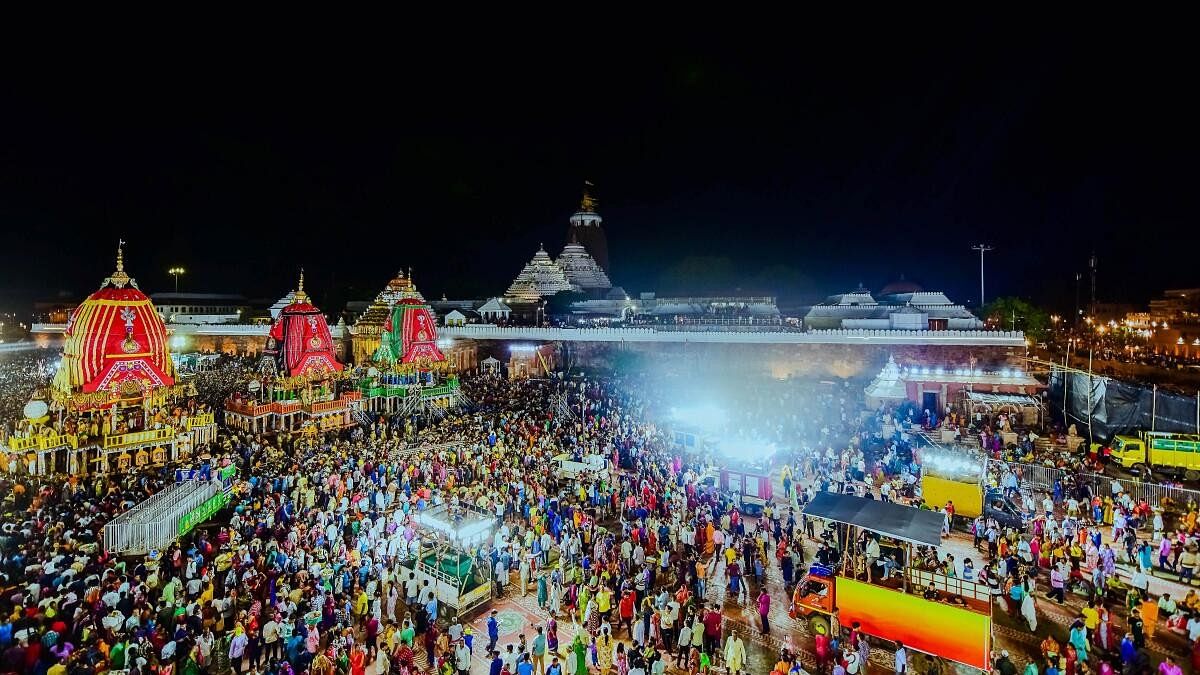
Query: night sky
2 33 1196 313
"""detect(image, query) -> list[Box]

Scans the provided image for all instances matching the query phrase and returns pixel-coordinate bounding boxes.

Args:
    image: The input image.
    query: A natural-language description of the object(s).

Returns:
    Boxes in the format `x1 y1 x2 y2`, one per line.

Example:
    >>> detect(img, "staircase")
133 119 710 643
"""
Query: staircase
352 409 373 427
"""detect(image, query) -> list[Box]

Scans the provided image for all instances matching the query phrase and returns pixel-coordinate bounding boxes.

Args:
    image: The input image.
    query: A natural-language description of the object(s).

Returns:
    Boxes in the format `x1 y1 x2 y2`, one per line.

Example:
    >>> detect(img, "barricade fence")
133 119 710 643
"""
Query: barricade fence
103 478 223 555
986 459 1200 510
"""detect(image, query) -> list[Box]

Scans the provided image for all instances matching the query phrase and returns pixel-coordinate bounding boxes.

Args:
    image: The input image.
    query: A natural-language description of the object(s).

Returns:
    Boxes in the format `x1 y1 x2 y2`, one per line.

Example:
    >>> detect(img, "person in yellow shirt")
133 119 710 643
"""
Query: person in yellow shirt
353 588 369 619
1182 589 1199 612
1080 601 1100 633
596 584 613 621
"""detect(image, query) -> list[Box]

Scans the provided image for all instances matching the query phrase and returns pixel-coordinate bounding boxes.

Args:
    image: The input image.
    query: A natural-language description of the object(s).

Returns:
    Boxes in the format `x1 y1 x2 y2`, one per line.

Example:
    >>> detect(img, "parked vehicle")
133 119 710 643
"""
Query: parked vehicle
1091 430 1200 479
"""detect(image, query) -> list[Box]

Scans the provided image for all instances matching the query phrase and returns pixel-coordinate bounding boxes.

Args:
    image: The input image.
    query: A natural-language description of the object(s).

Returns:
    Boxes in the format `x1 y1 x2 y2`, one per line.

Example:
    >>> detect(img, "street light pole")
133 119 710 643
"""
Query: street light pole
168 267 186 293
970 244 993 307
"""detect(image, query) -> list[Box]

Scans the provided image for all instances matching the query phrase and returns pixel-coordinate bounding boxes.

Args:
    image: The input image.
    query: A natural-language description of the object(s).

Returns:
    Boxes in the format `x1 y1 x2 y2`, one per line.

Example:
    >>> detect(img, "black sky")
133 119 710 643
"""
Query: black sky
2 31 1196 313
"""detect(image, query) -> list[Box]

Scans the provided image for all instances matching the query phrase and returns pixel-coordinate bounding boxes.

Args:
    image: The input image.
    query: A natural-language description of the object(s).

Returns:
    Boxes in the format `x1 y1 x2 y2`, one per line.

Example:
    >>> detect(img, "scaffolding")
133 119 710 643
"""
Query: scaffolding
103 478 224 555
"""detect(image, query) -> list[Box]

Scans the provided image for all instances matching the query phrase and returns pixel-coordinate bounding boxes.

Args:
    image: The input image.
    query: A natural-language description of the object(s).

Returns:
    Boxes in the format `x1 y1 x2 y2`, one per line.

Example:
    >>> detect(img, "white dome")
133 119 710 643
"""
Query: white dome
23 400 48 420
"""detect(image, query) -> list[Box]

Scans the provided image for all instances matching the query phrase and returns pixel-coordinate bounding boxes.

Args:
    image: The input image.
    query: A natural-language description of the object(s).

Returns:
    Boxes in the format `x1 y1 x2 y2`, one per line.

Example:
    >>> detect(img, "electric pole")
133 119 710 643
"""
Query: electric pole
1089 252 1098 317
1080 269 1089 324
971 244 994 307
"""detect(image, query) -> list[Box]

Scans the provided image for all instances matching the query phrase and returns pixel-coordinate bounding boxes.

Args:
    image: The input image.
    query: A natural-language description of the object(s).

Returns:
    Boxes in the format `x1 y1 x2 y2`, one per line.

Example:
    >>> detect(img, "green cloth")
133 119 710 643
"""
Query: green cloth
181 656 202 675
109 642 127 669
572 635 588 675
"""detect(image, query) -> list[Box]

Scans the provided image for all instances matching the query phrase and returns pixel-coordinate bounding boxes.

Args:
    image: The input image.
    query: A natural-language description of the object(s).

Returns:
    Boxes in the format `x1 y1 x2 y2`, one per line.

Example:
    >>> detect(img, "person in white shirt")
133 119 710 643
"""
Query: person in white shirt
1187 614 1200 643
263 617 281 656
895 642 907 675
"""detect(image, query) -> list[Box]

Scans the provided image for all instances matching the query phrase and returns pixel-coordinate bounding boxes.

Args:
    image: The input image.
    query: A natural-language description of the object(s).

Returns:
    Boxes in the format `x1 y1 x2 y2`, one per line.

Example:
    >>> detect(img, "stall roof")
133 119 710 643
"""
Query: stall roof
803 492 944 547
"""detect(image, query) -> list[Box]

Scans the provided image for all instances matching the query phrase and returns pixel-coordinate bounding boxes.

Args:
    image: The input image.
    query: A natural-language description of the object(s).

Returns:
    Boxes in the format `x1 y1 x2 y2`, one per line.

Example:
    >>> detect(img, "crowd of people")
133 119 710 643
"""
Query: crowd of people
0 358 1194 675
0 350 58 434
0 370 817 675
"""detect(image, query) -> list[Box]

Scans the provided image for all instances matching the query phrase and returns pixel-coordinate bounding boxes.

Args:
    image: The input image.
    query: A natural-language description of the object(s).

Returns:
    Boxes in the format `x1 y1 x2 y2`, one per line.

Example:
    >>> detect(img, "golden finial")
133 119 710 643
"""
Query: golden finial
108 239 132 288
293 267 309 303
579 180 597 212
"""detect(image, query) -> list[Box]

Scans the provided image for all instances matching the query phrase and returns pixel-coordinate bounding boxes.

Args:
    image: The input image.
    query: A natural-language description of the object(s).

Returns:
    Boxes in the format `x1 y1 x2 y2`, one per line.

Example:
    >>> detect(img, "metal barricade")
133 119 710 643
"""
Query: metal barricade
986 459 1200 510
102 479 222 555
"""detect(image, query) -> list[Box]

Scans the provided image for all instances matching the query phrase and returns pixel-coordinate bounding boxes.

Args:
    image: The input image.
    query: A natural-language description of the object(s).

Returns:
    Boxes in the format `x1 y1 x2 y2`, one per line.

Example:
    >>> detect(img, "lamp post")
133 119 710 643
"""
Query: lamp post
971 244 993 307
168 267 185 293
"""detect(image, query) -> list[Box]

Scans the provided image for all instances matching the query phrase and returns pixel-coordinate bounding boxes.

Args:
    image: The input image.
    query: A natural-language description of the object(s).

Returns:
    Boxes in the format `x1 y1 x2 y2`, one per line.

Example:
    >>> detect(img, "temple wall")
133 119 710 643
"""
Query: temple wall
31 325 1020 382
463 339 1021 380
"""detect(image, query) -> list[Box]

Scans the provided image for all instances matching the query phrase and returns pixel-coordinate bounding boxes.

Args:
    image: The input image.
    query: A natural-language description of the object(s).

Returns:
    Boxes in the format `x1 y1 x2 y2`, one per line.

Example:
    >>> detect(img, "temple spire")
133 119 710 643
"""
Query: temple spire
108 239 132 288
294 267 309 303
579 180 597 212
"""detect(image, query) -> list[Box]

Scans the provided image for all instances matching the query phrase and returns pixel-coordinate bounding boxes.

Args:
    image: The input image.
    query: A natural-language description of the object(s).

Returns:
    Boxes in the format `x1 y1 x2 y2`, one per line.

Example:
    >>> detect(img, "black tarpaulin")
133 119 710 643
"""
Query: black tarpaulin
802 492 944 547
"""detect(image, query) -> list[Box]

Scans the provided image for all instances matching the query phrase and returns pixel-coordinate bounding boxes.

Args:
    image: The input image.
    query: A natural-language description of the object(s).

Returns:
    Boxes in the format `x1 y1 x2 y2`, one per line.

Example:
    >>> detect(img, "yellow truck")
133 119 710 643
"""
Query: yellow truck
921 474 983 518
1092 431 1200 479
919 449 987 518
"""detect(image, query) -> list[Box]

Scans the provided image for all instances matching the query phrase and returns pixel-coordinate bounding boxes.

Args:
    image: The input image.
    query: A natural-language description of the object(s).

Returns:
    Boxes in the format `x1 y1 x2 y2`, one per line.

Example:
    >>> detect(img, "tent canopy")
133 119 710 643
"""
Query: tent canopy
803 492 944 547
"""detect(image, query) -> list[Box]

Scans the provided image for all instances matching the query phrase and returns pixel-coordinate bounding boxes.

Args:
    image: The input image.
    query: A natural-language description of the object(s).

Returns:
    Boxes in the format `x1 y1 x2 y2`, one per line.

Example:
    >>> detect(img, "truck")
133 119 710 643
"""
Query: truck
719 465 774 516
795 492 992 673
1091 431 1200 479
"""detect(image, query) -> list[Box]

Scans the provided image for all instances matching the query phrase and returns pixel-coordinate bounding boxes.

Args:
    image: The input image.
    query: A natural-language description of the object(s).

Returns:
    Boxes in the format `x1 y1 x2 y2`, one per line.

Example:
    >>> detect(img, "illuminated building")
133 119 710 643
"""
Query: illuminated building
504 244 575 302
556 237 611 296
805 287 983 330
564 180 609 272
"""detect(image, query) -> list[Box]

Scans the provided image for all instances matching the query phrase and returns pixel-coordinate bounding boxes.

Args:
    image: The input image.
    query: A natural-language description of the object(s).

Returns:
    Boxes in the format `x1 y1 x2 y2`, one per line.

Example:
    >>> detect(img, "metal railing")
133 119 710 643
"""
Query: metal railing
103 478 222 554
439 324 1026 346
908 568 991 605
987 458 1200 510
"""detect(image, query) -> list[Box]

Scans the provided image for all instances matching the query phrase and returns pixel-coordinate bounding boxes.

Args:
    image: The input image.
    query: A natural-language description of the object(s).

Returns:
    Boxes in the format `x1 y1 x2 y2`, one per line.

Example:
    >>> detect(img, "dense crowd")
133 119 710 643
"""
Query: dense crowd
0 350 58 433
0 364 1195 675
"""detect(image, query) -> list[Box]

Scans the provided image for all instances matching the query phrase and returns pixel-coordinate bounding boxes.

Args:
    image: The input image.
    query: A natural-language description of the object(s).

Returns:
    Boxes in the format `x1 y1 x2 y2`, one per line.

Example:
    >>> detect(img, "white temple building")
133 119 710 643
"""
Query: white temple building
477 297 513 322
505 245 576 302
864 355 908 405
804 285 983 330
556 239 612 295
268 290 296 319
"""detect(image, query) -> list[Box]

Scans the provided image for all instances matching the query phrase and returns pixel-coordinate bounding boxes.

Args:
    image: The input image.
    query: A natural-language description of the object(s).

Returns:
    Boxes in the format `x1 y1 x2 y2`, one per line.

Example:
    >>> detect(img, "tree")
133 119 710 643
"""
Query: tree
981 296 1049 340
